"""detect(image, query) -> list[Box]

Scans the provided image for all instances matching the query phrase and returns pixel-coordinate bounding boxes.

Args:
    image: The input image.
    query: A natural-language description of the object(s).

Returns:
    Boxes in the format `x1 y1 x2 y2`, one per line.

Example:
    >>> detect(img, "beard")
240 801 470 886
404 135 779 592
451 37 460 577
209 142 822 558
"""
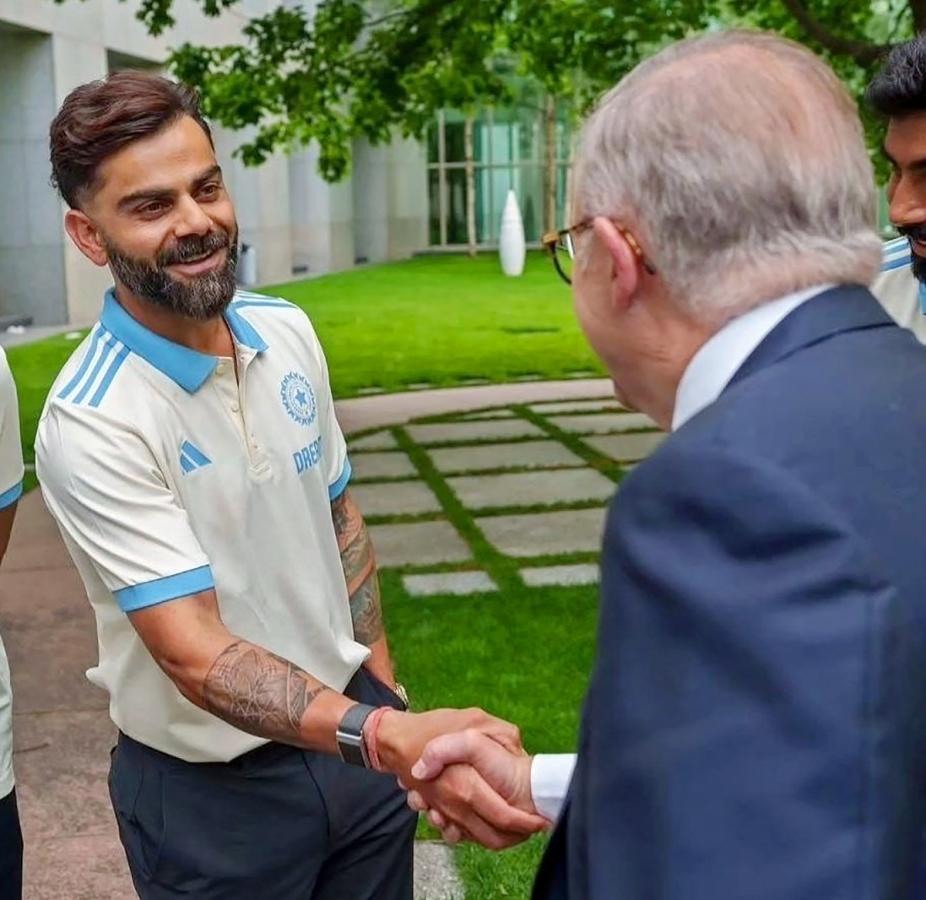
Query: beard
897 225 926 284
105 226 239 320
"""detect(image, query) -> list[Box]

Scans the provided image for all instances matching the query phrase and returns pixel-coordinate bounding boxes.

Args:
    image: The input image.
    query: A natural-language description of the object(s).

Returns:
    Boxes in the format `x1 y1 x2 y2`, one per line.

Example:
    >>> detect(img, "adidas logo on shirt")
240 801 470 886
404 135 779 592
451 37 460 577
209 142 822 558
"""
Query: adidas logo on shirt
179 441 212 474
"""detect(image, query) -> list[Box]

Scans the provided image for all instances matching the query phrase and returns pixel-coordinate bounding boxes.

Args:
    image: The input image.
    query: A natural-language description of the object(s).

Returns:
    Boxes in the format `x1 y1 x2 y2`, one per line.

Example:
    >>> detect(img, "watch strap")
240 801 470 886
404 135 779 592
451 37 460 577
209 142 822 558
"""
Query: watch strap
336 703 377 767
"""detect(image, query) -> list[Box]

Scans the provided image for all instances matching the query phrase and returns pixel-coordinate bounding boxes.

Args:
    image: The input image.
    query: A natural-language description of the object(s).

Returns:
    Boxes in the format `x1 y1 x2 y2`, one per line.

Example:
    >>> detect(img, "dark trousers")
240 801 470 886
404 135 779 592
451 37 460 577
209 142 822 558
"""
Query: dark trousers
0 788 23 900
109 668 416 900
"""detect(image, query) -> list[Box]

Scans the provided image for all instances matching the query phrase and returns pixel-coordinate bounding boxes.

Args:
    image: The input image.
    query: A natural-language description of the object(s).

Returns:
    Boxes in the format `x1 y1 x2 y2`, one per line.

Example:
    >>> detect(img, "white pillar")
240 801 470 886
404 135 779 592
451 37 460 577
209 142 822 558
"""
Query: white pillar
0 29 67 326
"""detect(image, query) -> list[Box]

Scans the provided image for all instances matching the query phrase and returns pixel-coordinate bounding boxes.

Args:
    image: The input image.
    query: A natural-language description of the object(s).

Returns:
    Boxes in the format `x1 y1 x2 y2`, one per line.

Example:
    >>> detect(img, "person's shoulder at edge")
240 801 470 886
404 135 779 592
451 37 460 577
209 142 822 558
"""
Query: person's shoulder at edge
881 235 910 272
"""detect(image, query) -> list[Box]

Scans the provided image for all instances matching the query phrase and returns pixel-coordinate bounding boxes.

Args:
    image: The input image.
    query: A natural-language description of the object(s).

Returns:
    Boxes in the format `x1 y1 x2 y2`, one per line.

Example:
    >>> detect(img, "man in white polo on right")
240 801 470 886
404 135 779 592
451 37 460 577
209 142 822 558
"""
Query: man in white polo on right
869 36 926 343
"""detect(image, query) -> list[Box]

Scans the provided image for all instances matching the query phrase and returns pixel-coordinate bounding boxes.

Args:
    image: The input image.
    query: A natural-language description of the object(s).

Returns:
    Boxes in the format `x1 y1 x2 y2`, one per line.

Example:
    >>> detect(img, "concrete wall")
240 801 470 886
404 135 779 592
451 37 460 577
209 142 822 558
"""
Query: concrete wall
352 135 428 266
290 146 356 275
0 0 428 325
0 26 63 326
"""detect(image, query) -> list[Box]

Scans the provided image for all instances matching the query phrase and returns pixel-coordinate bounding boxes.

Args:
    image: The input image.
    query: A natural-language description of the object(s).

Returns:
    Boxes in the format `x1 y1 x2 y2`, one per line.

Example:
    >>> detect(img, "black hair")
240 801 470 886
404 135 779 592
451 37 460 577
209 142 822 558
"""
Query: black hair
867 35 926 117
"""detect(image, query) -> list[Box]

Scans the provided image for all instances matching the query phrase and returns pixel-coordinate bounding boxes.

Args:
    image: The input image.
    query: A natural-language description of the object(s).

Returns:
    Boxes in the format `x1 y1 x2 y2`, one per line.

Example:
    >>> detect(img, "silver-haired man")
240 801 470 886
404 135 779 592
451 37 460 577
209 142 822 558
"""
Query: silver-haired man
408 30 926 899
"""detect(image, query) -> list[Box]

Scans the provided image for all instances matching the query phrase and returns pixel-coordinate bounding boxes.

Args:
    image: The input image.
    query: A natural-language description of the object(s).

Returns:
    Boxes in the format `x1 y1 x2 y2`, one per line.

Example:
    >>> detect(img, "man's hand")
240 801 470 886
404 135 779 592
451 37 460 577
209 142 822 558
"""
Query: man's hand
405 728 550 849
375 708 523 781
375 708 545 847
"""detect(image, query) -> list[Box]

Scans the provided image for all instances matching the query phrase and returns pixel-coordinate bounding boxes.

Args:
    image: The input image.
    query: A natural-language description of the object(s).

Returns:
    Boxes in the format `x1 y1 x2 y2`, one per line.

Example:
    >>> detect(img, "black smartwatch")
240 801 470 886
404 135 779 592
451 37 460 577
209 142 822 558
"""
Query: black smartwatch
336 703 377 767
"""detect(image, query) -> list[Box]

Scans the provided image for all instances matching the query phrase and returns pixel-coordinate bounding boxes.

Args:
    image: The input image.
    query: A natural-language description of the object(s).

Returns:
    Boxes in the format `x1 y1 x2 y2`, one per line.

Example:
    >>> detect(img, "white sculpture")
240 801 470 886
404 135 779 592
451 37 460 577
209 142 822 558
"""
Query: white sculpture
499 189 526 277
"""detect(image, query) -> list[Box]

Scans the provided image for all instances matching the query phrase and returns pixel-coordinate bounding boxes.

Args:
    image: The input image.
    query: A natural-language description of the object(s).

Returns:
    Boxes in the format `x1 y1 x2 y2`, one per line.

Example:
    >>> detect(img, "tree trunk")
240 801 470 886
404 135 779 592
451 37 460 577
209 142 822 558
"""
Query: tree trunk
544 93 558 234
464 116 477 258
565 126 578 225
912 0 926 34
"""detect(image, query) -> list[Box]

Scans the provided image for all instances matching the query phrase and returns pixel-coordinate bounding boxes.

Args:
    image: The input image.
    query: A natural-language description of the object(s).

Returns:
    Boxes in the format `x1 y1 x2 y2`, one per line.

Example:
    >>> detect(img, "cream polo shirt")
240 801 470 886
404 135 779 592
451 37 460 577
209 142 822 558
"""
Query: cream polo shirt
872 236 926 344
0 346 24 798
36 289 367 763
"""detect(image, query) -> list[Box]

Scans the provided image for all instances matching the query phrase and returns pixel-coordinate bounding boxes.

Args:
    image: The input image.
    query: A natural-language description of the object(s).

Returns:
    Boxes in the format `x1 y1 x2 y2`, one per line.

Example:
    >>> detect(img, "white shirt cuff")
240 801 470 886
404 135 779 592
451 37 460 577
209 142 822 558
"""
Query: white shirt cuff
530 753 577 822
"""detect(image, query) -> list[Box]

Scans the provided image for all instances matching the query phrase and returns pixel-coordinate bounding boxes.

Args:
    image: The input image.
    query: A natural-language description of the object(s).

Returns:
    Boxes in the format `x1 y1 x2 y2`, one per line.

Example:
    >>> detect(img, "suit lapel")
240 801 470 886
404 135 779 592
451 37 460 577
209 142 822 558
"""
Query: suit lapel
726 285 895 392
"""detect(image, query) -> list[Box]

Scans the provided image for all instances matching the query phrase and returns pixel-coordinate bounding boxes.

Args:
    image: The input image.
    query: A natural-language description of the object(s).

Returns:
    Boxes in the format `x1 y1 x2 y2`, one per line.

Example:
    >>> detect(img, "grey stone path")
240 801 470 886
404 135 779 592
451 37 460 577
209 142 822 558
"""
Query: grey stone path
348 385 667 598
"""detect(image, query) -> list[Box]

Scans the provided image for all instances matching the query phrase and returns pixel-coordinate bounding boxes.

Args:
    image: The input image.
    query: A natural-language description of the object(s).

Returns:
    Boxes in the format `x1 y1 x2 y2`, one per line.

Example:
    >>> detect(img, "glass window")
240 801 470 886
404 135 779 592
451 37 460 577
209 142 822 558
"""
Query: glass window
444 122 465 164
427 123 440 165
446 168 468 244
518 165 544 242
428 169 442 245
443 109 467 164
475 167 491 244
426 96 575 247
474 119 491 164
489 120 512 166
514 108 540 163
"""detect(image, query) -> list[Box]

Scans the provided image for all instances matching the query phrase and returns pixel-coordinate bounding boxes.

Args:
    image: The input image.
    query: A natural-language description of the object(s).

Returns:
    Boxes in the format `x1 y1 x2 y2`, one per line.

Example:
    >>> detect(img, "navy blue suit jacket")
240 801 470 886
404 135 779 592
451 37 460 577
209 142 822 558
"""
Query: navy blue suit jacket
534 286 926 899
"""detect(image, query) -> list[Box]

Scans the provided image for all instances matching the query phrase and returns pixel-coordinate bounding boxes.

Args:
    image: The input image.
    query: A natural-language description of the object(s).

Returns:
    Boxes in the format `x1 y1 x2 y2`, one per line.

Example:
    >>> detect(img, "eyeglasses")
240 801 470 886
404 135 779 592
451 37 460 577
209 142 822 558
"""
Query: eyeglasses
541 220 657 285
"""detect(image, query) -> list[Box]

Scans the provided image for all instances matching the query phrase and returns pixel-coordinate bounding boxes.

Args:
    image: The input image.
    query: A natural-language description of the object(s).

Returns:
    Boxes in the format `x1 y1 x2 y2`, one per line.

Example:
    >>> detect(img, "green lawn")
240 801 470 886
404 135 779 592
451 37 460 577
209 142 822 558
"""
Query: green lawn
8 252 603 486
384 576 595 898
264 252 603 395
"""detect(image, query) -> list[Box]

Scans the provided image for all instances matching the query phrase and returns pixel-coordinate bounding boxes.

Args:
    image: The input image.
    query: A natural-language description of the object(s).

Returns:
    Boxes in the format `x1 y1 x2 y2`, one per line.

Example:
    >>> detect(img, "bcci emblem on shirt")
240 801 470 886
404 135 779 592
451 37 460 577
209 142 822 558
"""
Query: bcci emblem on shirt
282 372 323 476
281 371 318 427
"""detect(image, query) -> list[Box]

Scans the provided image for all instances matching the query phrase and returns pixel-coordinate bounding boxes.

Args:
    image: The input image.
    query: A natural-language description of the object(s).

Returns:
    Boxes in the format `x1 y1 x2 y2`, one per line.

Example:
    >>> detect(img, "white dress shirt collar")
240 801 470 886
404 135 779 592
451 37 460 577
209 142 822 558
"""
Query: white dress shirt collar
671 285 834 431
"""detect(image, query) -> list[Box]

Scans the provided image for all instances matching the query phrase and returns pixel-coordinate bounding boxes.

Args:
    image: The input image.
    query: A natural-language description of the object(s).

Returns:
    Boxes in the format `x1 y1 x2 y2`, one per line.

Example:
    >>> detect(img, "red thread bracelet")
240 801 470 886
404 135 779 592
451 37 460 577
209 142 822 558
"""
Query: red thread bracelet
364 706 392 772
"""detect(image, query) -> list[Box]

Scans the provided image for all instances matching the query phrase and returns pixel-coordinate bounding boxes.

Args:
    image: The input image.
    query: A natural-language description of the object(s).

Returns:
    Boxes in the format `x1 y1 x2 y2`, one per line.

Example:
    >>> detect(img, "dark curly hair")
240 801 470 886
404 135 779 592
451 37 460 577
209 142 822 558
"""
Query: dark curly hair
867 35 926 118
49 69 213 209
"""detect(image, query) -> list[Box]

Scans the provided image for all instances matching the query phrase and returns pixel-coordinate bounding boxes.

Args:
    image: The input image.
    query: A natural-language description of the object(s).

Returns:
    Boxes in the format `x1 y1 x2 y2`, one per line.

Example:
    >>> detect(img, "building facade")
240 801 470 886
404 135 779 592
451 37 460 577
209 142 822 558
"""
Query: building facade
0 0 429 326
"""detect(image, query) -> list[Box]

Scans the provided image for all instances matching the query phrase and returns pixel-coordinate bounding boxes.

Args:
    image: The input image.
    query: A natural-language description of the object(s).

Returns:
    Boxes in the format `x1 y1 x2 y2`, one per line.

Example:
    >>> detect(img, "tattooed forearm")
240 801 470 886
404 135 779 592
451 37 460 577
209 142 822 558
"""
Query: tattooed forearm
203 641 329 742
350 572 385 645
332 491 385 646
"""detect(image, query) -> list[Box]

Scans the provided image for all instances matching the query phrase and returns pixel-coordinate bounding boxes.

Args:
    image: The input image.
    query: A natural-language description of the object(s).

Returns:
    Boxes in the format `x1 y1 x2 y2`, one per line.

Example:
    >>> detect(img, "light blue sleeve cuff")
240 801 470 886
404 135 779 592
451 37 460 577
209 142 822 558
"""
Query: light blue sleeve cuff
114 564 215 613
328 457 352 501
0 481 23 511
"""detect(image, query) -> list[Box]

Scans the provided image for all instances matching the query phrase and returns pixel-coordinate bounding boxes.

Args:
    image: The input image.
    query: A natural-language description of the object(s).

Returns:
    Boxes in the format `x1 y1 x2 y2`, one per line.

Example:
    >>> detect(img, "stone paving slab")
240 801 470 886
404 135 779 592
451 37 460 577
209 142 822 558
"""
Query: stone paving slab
25 832 133 900
457 409 517 421
1 567 105 715
476 508 608 557
349 430 399 451
549 412 657 434
351 481 442 517
449 469 614 510
14 711 117 843
584 431 667 461
529 398 623 414
406 419 545 444
335 379 613 434
521 563 600 587
414 843 465 899
428 440 584 475
351 451 417 481
403 571 498 597
369 521 472 567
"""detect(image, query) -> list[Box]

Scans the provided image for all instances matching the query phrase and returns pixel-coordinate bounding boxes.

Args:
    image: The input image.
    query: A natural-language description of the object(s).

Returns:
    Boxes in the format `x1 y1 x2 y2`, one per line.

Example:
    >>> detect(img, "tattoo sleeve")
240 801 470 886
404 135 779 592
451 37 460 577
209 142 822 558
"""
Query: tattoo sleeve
203 641 329 743
331 490 385 646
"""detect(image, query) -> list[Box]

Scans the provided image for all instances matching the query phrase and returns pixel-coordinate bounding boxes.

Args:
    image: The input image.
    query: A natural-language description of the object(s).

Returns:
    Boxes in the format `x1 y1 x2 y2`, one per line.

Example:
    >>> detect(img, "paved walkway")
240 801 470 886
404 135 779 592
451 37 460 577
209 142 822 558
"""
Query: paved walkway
3 378 644 900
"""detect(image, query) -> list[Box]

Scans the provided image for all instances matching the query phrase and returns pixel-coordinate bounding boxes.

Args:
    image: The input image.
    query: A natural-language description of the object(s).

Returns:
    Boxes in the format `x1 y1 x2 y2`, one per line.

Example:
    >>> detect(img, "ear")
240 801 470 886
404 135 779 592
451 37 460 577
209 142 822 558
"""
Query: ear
591 217 641 312
64 209 108 268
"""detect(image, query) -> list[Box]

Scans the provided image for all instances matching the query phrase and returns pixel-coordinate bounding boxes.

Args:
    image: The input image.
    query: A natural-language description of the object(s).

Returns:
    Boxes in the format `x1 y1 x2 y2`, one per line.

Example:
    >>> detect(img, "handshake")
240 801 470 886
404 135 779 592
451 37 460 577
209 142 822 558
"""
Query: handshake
372 707 552 849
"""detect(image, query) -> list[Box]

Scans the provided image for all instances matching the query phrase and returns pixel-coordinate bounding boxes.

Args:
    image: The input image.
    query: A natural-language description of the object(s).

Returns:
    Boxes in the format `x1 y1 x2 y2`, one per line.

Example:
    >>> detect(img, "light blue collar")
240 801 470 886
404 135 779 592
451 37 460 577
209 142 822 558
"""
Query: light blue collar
100 288 268 393
919 280 926 316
